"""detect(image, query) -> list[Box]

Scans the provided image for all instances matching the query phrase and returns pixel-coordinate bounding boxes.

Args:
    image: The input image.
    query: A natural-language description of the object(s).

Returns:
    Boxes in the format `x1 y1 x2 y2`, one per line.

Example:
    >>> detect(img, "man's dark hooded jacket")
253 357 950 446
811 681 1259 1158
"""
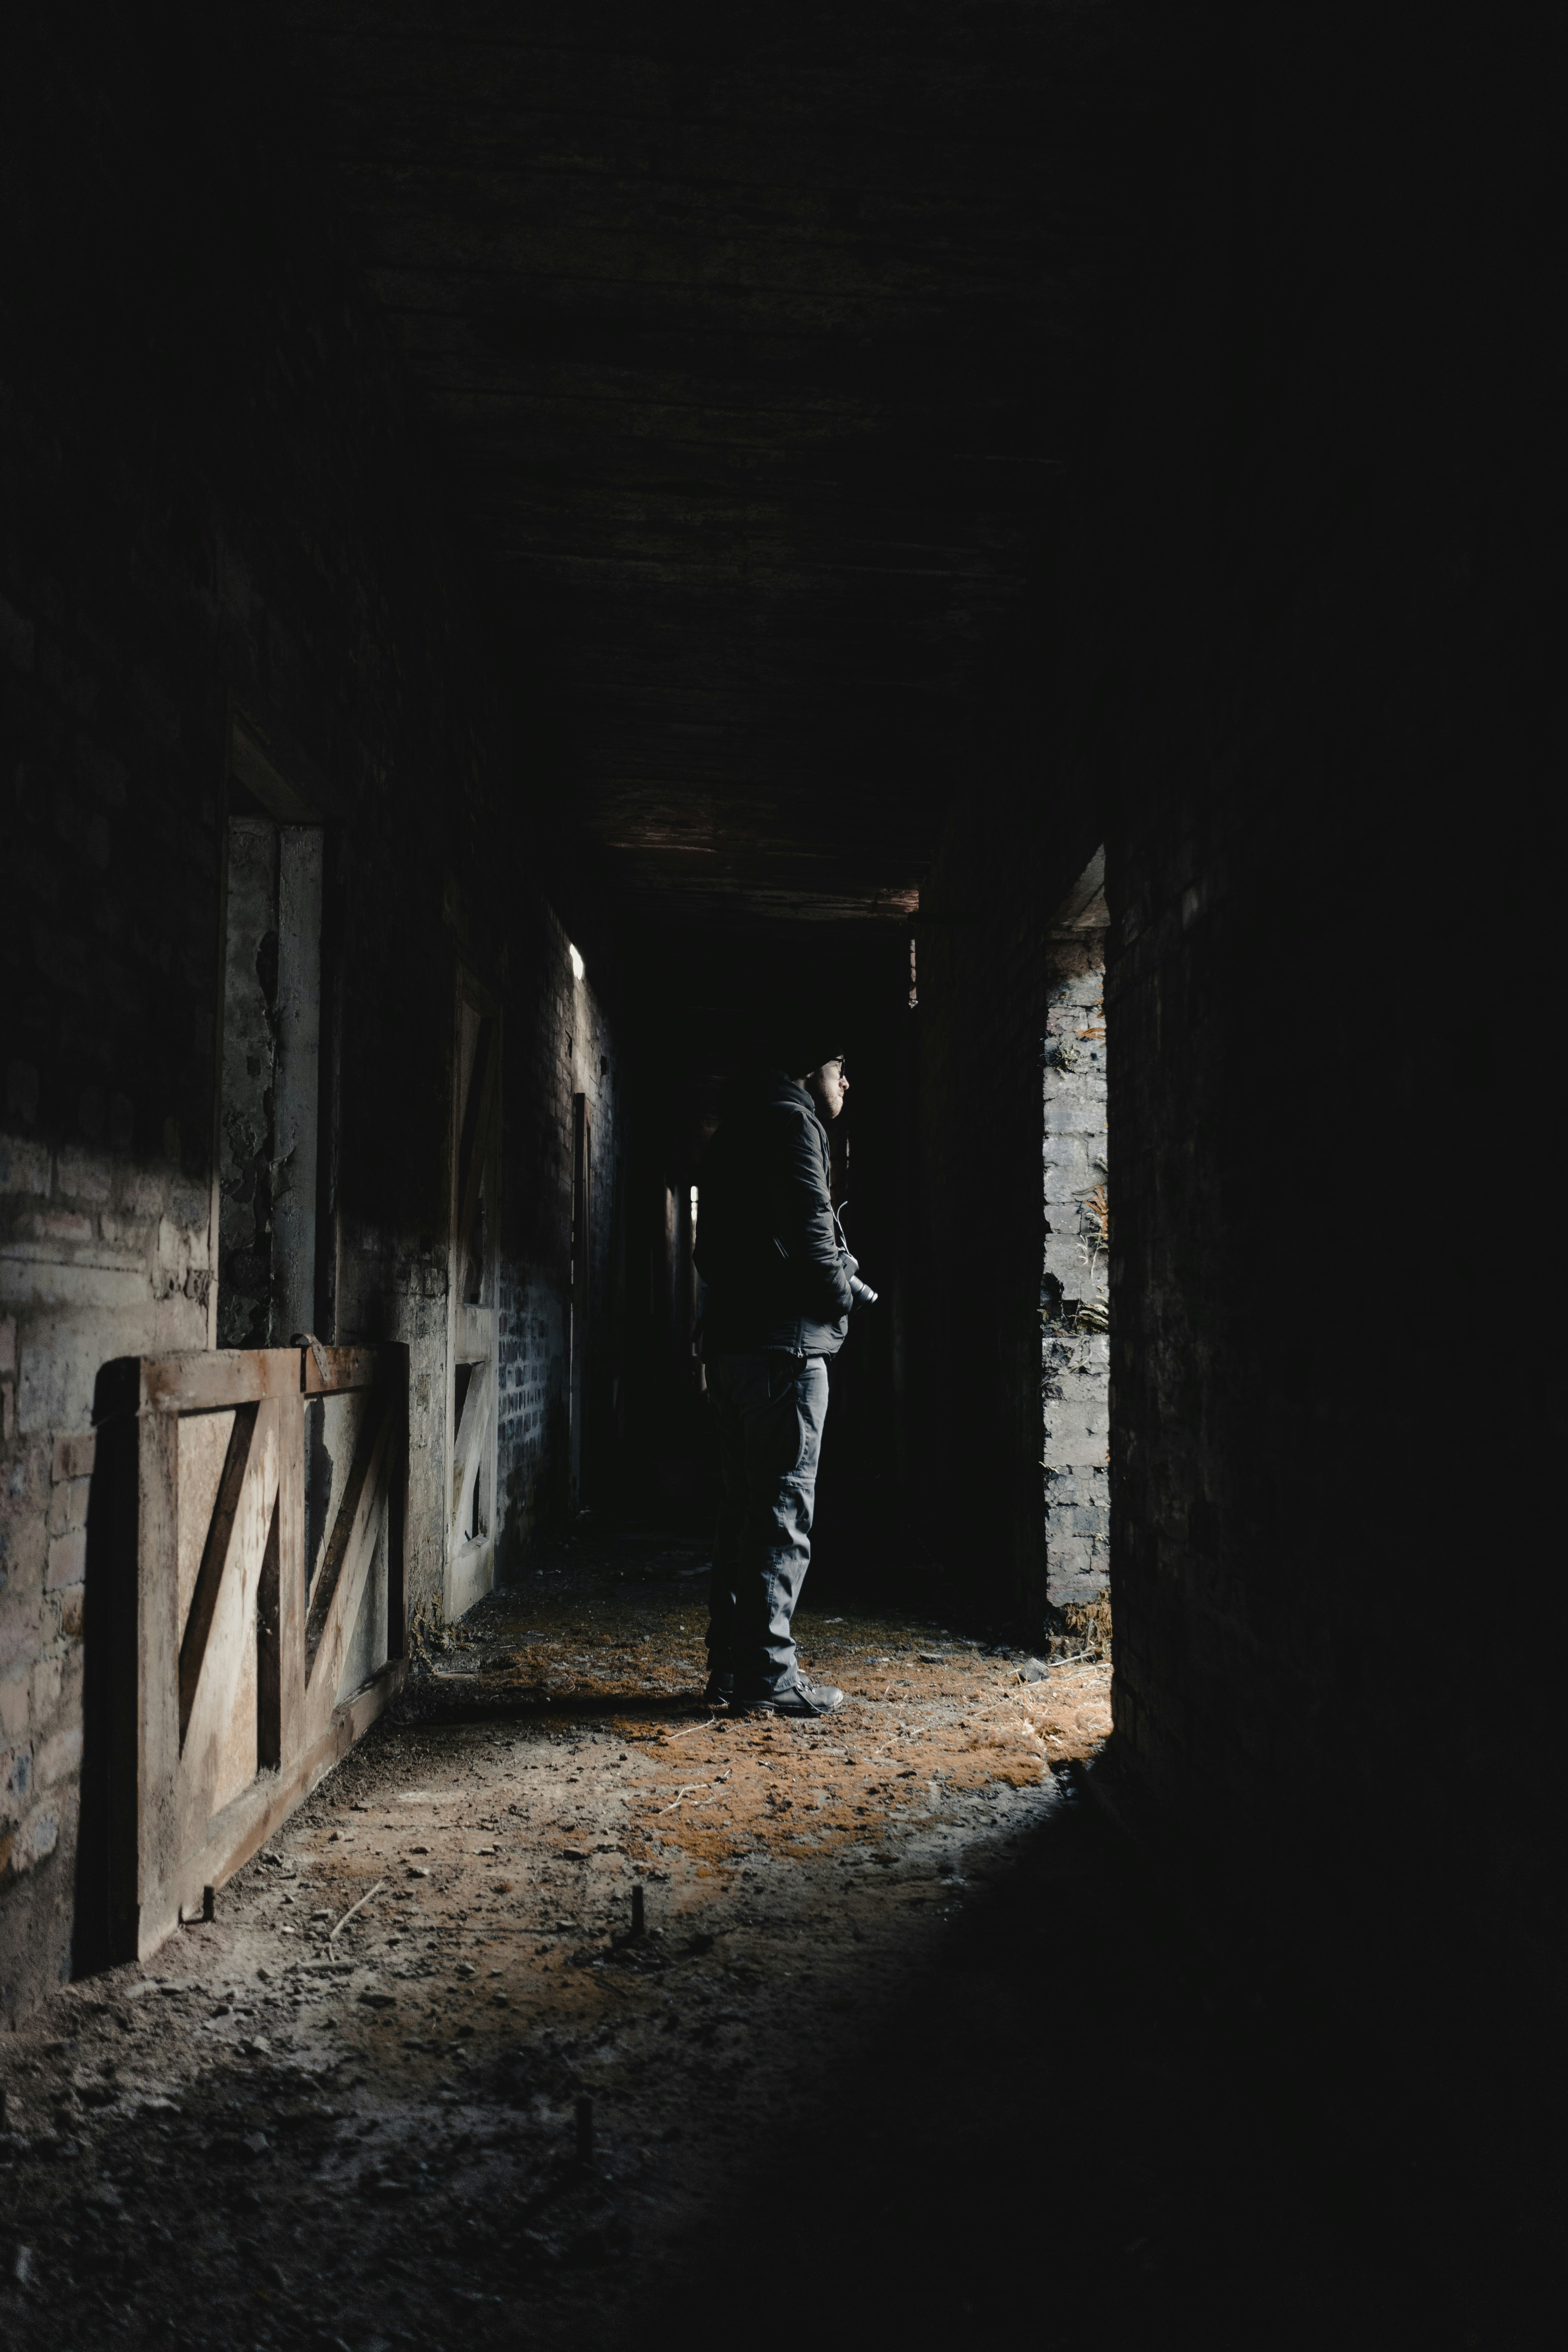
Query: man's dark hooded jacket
695 1069 853 1357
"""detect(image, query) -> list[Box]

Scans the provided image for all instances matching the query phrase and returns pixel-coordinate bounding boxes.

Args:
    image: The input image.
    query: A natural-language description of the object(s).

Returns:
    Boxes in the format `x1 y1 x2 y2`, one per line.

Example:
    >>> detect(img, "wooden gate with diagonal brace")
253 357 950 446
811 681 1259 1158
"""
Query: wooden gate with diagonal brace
94 1343 407 1960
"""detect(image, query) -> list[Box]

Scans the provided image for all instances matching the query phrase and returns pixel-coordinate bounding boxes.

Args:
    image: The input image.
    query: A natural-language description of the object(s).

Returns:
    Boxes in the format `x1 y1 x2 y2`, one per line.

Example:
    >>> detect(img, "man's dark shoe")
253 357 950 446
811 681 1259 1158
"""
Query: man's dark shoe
730 1674 845 1718
704 1671 734 1705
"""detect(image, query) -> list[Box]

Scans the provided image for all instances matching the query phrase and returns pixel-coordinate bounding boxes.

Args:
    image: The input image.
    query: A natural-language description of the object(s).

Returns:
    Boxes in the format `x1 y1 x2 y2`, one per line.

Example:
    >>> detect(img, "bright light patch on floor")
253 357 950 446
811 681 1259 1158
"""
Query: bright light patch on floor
569 942 585 981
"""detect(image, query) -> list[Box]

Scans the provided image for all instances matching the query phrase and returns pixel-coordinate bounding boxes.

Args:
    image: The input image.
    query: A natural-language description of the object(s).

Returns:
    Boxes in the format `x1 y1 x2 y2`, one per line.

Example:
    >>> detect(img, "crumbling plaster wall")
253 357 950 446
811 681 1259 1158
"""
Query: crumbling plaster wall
0 4 625 2019
1041 934 1109 1617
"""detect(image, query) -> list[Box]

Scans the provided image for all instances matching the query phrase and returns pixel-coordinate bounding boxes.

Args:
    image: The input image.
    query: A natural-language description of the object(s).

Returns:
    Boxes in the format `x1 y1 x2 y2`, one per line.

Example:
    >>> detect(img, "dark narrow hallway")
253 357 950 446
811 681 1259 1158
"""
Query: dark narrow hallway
2 4 1561 2345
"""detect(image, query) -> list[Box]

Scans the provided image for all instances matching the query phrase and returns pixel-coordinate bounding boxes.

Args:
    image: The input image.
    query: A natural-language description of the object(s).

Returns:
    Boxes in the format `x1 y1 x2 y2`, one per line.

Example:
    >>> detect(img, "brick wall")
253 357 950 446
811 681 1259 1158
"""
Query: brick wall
1041 934 1109 1618
0 5 625 2018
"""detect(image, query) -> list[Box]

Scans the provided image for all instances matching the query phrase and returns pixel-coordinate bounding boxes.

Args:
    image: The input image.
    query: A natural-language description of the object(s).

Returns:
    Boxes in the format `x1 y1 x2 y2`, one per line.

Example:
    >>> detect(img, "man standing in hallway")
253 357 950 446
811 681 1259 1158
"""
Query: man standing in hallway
695 1051 860 1717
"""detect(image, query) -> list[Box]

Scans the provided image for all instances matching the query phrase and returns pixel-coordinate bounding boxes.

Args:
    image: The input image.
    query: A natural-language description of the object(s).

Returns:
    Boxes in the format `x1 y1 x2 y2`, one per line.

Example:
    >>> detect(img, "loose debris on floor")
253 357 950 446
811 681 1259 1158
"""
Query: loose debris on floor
0 1527 1110 2349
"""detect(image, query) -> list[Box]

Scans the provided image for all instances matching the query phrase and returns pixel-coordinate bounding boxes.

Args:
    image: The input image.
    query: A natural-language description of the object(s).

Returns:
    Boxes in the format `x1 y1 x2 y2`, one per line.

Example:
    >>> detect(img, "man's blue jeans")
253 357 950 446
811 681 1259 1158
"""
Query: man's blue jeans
706 1351 829 1699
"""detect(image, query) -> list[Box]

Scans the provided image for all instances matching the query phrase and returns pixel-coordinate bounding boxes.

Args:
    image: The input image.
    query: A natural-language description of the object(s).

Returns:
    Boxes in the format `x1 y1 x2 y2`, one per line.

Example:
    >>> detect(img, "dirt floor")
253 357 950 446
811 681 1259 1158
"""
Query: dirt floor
0 1527 1113 2349
0 1527 1550 2350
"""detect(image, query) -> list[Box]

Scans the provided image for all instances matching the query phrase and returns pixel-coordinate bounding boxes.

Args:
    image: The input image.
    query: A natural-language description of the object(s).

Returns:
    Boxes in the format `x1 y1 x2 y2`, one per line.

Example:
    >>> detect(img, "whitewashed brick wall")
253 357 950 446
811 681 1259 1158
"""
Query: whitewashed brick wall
1041 952 1109 1611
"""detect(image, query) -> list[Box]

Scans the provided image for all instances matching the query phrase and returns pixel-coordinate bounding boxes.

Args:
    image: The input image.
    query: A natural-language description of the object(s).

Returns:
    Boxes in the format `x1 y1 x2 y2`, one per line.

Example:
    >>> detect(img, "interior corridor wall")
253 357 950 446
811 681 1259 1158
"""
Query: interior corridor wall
0 4 625 2020
1100 8 1558 2104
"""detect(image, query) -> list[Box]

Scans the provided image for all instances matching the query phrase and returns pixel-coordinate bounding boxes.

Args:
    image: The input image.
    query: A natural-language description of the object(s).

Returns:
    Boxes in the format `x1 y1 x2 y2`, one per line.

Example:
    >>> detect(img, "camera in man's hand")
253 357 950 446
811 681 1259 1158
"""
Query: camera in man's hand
842 1252 879 1308
833 1205 877 1308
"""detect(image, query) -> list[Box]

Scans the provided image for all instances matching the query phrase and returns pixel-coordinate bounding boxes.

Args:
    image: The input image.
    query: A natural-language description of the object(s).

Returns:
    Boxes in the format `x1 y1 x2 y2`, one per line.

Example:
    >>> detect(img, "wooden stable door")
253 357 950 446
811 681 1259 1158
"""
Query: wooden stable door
448 975 500 1618
99 1343 406 1961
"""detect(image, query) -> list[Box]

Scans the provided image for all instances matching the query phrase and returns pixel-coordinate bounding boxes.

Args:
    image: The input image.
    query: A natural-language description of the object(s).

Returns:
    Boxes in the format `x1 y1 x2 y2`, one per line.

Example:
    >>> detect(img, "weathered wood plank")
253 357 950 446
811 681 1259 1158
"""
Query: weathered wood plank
302 1342 389 1395
449 1359 490 1542
141 1349 301 1413
135 1404 182 1958
304 1401 394 1710
276 1354 308 1773
178 1398 281 1840
255 1500 283 1773
454 1302 493 1363
176 1403 259 1745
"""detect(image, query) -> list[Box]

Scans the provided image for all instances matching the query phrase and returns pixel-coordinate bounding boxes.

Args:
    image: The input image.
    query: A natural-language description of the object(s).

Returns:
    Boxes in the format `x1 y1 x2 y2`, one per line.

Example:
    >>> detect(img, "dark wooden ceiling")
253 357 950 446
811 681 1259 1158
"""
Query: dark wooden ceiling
268 2 1147 952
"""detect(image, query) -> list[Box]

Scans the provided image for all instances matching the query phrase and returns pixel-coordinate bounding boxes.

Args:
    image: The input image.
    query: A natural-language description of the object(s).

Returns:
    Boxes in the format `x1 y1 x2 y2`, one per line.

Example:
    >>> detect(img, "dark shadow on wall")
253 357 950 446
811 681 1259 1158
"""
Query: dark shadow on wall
71 1358 142 1980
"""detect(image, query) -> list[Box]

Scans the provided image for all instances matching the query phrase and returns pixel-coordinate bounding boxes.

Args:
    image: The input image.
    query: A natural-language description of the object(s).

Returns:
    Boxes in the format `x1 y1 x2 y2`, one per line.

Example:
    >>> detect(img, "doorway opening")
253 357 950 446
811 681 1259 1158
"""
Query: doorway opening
214 721 326 1347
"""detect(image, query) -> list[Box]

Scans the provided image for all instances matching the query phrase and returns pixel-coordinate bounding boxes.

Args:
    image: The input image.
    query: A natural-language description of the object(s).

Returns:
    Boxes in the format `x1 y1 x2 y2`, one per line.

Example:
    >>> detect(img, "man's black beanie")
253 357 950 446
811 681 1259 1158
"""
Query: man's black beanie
773 1042 844 1083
